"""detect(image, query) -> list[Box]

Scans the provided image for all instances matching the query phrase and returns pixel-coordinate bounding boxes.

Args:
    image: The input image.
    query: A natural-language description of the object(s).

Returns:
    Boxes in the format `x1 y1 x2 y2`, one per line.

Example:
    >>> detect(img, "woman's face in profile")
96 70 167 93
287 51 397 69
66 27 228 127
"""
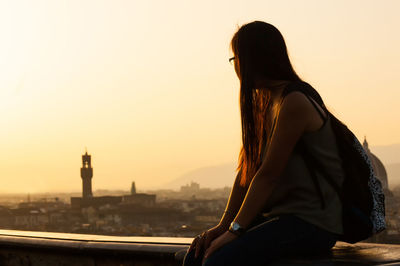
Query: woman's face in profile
233 56 240 80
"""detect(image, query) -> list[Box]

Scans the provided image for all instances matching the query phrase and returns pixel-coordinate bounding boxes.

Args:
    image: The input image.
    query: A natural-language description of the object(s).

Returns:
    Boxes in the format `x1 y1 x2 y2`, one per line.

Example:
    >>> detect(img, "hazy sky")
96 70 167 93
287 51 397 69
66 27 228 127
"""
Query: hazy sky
0 0 399 193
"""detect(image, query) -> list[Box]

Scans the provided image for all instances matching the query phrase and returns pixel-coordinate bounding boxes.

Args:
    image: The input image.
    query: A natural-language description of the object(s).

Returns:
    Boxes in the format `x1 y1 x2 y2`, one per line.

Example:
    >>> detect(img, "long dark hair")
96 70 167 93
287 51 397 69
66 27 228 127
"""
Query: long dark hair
232 21 302 187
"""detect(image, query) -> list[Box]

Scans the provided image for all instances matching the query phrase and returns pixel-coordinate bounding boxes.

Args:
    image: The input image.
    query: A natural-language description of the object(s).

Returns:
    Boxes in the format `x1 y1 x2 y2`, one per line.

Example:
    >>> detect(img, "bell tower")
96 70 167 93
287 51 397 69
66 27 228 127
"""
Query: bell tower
363 136 369 151
81 149 93 198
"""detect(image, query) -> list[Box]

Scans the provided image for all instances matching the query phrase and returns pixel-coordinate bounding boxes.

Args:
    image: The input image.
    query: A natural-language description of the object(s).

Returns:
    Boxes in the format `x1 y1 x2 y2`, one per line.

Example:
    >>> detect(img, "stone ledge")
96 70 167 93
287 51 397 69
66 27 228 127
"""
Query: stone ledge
270 242 400 266
0 229 400 265
0 229 188 266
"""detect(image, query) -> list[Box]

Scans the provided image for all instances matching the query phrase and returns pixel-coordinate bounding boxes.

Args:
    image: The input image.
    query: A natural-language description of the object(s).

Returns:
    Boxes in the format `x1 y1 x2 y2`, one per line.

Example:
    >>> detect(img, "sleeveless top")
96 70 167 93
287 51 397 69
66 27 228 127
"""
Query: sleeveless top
260 92 345 235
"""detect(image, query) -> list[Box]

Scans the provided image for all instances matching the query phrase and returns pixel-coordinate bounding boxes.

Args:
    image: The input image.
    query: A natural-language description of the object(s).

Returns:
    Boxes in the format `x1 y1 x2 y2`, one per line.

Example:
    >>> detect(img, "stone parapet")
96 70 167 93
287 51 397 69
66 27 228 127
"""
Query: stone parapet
0 229 400 265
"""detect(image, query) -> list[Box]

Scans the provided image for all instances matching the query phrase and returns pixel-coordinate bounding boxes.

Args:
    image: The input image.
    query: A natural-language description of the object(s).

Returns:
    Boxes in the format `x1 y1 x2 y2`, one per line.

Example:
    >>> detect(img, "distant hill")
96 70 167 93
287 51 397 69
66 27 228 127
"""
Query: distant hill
162 143 399 190
163 163 237 189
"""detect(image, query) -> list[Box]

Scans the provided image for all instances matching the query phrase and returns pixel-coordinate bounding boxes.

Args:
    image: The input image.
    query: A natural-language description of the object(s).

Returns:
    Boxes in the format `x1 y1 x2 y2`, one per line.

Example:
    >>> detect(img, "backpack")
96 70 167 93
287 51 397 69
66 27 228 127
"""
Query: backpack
282 81 386 244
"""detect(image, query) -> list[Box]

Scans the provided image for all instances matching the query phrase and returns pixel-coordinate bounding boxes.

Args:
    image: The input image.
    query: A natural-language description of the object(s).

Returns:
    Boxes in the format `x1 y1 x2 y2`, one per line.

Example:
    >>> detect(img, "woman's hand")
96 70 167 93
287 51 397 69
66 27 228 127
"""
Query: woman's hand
203 231 238 262
188 224 226 258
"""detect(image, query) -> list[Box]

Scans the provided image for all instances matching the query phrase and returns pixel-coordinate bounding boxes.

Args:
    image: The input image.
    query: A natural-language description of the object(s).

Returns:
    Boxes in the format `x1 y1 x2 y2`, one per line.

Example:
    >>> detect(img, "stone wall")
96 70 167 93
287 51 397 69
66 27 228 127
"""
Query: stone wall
1 229 400 266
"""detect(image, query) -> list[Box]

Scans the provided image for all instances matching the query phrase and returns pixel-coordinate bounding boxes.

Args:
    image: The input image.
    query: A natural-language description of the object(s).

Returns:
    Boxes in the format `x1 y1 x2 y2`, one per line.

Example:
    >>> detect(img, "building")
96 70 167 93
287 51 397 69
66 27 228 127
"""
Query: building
363 137 390 194
81 150 93 198
180 182 200 194
362 137 399 244
71 150 156 210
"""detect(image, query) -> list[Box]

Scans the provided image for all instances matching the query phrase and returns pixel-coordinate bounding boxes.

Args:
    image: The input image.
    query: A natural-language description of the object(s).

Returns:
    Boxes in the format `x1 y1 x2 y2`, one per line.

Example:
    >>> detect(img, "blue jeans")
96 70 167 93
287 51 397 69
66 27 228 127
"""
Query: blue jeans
182 214 337 266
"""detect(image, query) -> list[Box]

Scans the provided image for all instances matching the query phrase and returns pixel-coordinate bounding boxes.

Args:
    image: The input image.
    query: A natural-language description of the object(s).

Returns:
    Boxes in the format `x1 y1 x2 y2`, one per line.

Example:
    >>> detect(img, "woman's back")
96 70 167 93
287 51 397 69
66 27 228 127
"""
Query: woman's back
261 83 345 235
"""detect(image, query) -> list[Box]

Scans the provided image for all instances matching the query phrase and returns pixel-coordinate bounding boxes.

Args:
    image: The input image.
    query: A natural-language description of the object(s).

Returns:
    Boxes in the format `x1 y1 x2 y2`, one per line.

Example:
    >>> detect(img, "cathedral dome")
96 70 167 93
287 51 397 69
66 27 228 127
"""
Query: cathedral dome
363 137 389 191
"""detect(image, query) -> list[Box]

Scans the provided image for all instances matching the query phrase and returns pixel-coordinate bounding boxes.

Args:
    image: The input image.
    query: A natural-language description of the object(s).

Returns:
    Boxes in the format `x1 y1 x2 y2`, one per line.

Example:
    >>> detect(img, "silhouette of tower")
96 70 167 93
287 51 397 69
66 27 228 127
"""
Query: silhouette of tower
81 150 93 198
131 181 136 195
363 136 369 150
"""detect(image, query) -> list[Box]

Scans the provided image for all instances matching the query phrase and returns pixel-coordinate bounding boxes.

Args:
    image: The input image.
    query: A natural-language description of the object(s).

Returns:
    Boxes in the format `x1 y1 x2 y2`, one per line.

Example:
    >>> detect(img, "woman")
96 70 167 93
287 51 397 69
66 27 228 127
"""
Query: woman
183 21 343 266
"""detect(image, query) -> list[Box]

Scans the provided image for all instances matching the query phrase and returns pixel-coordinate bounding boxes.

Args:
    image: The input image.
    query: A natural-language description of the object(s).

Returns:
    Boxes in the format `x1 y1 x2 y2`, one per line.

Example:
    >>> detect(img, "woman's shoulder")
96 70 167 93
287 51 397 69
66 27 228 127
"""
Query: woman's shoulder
279 83 328 133
279 90 318 117
283 81 324 107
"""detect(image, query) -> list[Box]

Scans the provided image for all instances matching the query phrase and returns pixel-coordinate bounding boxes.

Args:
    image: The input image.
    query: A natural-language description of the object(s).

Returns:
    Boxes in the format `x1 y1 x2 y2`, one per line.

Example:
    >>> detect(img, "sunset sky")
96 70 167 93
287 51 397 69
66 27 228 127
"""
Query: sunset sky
0 0 399 193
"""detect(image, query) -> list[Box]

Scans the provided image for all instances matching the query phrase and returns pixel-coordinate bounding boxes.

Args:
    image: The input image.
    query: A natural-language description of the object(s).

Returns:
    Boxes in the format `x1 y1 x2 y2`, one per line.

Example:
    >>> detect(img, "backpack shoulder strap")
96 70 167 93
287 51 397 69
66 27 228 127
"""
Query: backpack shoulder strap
305 95 328 122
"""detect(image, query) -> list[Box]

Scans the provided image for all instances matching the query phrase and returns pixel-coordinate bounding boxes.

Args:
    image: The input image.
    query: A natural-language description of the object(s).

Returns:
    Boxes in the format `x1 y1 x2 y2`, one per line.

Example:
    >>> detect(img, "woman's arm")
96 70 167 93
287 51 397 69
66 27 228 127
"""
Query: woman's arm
218 170 248 229
190 170 248 258
233 92 314 228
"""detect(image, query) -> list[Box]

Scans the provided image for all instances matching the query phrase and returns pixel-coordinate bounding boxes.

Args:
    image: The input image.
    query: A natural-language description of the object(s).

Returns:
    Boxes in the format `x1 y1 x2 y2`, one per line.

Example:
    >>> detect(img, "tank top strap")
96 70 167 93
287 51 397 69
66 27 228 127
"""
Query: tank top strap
280 82 328 123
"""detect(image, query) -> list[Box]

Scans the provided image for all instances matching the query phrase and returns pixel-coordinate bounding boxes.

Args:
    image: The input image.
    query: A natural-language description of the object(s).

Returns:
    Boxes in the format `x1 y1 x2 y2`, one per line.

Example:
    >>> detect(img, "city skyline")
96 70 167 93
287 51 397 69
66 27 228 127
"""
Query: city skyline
1 0 400 193
0 142 397 194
